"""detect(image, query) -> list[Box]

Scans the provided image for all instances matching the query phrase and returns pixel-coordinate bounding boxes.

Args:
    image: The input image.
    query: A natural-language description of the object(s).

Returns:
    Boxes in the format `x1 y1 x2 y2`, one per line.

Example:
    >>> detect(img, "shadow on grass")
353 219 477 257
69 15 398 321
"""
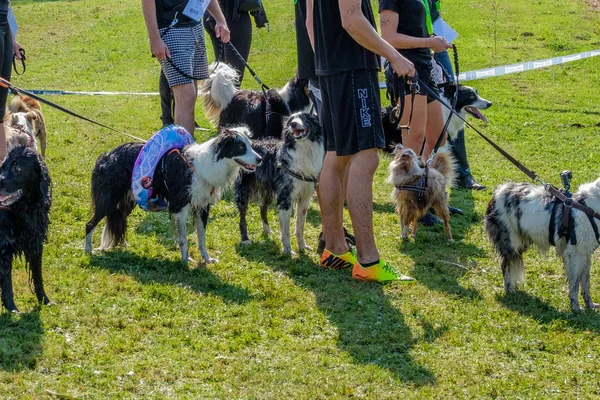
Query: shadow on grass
387 187 484 301
88 251 252 305
497 292 600 333
238 239 437 385
0 310 44 372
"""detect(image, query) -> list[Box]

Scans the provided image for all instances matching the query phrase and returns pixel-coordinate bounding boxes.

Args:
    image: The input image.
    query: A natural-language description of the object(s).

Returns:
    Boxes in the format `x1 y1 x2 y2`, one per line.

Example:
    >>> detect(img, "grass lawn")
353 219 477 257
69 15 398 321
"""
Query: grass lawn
1 0 600 398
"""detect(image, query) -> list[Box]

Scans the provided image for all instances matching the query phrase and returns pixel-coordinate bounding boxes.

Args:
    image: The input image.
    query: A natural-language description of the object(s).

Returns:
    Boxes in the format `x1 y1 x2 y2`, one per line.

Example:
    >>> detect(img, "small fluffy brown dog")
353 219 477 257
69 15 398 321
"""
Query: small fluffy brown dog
387 145 456 240
6 95 47 157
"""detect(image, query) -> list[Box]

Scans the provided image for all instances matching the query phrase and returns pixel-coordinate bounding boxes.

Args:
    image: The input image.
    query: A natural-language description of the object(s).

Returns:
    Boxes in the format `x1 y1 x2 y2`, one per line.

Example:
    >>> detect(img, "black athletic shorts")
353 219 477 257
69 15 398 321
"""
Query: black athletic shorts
318 69 385 156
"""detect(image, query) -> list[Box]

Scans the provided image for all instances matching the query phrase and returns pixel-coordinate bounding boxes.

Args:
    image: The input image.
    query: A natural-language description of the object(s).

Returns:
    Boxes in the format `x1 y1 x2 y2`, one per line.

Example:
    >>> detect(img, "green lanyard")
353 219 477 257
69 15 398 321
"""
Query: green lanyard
421 0 433 36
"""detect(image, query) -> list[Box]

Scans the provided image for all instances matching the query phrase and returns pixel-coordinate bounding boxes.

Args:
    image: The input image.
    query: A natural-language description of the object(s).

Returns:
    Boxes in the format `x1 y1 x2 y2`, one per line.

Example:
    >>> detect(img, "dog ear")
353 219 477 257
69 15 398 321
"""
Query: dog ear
37 158 52 206
26 111 38 122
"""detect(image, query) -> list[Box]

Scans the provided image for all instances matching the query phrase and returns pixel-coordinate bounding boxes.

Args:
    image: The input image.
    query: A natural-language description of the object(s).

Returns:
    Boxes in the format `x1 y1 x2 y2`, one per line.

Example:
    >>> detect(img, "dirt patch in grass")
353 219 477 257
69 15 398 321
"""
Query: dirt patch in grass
583 0 600 11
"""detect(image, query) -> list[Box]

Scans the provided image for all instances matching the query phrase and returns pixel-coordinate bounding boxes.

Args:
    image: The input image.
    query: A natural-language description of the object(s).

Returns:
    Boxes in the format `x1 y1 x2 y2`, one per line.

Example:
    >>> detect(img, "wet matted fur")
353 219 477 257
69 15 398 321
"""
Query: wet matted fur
0 146 52 312
85 127 262 264
387 145 456 240
200 62 311 139
234 113 324 255
485 179 600 312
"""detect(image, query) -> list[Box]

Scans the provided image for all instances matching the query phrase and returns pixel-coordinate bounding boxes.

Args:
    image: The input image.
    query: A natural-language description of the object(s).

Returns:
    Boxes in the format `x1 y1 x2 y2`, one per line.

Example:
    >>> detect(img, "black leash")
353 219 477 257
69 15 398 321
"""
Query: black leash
0 77 146 142
13 48 26 75
423 45 460 161
225 41 270 92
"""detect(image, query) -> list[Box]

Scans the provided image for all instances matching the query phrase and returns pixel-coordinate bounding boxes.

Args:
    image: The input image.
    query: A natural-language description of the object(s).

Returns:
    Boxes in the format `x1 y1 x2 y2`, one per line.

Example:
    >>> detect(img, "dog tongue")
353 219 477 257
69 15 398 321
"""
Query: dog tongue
466 106 488 123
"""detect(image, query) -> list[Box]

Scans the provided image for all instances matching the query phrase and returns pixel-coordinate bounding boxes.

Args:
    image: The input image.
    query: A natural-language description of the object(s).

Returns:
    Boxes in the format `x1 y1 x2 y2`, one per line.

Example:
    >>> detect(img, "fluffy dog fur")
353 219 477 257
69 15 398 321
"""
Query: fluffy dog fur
387 145 456 240
485 180 600 312
85 127 262 264
382 84 492 152
0 146 52 312
7 95 47 158
200 62 311 139
234 113 323 255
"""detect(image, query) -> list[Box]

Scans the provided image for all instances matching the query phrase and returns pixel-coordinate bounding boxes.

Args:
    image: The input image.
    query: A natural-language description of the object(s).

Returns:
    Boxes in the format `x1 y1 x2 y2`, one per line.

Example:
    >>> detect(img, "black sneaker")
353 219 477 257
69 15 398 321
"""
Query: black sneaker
419 211 442 226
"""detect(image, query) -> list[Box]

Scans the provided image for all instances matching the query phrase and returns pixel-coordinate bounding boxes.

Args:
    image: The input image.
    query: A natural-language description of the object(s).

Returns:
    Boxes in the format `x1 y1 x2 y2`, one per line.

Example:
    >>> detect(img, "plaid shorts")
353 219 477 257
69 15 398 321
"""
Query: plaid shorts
159 23 209 87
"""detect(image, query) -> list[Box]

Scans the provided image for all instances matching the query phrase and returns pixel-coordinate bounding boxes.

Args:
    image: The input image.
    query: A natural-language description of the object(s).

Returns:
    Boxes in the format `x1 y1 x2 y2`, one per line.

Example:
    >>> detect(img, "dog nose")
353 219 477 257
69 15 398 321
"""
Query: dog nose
290 121 301 130
256 155 263 166
487 102 493 108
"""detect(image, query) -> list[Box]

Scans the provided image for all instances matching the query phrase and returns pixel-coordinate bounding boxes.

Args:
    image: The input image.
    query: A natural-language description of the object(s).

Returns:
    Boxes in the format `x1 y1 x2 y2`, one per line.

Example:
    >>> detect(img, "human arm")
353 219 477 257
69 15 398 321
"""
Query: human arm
206 0 230 43
0 125 6 163
338 0 414 76
380 10 451 53
306 0 314 50
141 0 171 60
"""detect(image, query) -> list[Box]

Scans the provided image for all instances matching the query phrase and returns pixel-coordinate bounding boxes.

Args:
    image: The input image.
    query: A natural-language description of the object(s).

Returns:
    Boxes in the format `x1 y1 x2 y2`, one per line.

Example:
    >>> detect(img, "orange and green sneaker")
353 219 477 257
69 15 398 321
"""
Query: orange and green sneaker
320 247 357 270
352 259 416 284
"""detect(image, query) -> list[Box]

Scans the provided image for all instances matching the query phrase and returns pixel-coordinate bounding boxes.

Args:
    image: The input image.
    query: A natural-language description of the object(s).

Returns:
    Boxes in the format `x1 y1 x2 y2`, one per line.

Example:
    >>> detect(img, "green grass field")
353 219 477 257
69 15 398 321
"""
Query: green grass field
1 0 600 398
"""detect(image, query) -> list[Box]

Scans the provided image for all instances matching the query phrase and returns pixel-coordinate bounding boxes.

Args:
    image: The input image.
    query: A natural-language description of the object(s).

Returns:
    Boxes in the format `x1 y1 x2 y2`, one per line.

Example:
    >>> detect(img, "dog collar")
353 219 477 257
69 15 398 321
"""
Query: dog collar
277 162 318 183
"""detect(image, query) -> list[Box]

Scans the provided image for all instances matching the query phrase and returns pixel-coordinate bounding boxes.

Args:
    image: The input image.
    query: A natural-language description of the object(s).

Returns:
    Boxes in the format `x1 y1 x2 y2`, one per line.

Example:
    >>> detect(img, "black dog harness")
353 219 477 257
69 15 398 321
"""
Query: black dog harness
549 193 600 246
395 165 429 203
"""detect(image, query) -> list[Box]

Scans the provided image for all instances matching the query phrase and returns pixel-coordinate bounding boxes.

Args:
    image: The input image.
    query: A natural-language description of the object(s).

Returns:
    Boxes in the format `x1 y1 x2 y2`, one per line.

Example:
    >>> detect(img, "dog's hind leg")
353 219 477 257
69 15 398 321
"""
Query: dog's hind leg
261 201 273 236
295 196 312 253
501 253 525 294
433 202 453 241
175 206 193 264
0 253 18 313
196 206 218 264
26 250 51 306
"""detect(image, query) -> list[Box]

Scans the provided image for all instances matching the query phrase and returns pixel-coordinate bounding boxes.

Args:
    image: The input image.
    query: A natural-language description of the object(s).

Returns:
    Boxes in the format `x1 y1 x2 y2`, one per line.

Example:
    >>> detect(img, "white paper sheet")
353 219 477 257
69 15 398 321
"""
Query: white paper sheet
432 17 458 43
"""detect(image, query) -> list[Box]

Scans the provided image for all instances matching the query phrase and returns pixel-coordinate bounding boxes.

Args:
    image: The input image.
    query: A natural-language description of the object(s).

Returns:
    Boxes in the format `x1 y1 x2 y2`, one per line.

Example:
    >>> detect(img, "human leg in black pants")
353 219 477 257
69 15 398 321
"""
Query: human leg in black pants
159 70 174 127
448 128 486 190
205 12 252 86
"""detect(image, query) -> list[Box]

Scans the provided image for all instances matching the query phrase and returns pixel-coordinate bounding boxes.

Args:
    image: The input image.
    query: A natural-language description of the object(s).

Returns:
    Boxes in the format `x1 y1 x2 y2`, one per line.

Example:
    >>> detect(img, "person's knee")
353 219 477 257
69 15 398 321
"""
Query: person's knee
172 84 197 108
353 149 379 175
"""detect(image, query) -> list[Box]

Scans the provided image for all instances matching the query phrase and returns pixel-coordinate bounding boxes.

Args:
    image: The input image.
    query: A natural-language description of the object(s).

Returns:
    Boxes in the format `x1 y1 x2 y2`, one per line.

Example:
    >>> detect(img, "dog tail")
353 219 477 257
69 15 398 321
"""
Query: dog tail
8 95 41 113
199 62 239 126
429 148 456 186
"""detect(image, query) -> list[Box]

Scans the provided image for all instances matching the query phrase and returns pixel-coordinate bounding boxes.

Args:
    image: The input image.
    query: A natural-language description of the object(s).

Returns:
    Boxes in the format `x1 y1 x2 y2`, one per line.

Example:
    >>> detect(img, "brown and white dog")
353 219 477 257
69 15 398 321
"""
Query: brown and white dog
387 145 456 240
6 95 47 158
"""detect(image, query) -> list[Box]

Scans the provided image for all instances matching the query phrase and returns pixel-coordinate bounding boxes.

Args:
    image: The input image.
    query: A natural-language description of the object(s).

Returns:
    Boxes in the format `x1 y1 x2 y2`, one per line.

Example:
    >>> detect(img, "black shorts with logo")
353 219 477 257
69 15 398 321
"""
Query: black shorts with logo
318 69 385 156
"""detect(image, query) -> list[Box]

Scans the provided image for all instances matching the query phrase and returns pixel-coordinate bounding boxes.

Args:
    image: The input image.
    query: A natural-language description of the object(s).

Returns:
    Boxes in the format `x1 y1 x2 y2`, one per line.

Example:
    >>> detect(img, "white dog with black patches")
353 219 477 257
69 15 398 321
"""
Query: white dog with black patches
485 179 600 311
85 126 262 264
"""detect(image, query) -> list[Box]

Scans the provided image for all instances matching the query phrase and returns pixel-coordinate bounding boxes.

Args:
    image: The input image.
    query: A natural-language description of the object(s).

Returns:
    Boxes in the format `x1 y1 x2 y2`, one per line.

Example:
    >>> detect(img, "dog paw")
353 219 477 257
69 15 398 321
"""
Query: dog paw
283 249 296 257
204 257 219 264
241 240 252 246
299 245 313 253
587 302 599 310
184 257 197 265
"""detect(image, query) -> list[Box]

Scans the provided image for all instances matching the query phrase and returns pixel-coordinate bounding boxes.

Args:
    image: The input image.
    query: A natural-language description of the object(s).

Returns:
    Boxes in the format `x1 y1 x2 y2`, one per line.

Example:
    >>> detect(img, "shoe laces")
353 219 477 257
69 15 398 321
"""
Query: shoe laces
381 261 399 277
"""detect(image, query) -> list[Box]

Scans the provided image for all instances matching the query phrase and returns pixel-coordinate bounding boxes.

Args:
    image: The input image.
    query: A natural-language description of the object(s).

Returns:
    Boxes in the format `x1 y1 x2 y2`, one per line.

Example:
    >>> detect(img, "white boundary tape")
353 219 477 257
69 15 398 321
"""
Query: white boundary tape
378 48 600 89
18 48 600 95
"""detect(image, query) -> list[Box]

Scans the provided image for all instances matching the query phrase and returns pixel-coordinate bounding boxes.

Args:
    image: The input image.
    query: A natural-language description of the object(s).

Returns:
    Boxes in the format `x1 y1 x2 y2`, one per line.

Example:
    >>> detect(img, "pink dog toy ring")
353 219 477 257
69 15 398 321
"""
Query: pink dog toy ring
131 125 194 212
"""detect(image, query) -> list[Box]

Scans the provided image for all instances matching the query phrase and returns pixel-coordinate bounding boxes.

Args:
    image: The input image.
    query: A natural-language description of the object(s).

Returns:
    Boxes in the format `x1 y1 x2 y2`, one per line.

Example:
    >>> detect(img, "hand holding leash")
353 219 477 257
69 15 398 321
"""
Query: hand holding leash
389 53 415 78
215 21 231 43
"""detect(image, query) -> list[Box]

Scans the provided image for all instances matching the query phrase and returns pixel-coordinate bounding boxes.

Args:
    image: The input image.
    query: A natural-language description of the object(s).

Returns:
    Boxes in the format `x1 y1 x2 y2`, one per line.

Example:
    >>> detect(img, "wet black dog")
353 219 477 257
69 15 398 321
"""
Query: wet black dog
0 146 52 312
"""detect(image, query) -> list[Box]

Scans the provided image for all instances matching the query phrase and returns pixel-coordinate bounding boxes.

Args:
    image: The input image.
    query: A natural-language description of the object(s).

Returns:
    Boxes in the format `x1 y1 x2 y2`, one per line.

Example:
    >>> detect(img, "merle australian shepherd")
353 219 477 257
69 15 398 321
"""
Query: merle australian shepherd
85 127 262 264
234 112 323 255
485 180 600 312
382 84 492 151
0 146 52 312
200 62 311 139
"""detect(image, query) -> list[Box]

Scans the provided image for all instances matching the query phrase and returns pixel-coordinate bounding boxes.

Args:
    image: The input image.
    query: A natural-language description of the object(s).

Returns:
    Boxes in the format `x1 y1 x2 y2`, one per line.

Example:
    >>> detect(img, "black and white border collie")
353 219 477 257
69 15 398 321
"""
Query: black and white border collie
200 62 312 139
85 127 262 264
382 84 492 152
234 113 324 255
485 179 600 312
